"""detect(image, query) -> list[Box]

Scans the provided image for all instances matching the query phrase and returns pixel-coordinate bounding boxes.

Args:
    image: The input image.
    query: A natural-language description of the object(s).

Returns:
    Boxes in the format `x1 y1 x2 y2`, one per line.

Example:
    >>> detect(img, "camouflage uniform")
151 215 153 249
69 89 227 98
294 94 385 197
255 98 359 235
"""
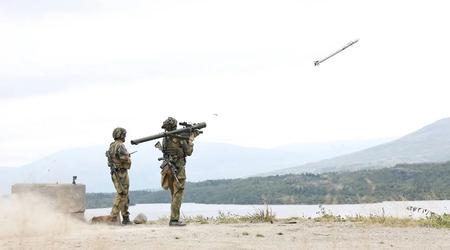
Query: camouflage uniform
106 127 132 224
160 117 195 226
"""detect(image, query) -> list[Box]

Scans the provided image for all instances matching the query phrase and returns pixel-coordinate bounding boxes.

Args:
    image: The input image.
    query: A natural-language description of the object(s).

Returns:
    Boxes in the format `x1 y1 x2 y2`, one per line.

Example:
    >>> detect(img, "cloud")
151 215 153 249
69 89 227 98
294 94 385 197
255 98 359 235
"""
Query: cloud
0 76 83 98
0 0 101 17
1 0 450 167
0 51 289 98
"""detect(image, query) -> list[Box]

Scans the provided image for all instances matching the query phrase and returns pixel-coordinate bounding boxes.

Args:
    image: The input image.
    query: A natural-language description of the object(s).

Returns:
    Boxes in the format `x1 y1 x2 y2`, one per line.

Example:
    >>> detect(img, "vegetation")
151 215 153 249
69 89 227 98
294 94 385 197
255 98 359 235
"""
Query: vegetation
145 205 275 225
312 205 450 229
183 206 275 224
214 204 275 224
144 205 450 229
87 162 450 208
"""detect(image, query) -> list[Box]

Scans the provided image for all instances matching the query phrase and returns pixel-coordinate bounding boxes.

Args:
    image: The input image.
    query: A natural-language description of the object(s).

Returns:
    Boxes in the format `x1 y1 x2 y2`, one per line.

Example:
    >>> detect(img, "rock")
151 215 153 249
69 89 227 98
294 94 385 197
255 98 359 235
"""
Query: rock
133 213 148 224
91 215 120 225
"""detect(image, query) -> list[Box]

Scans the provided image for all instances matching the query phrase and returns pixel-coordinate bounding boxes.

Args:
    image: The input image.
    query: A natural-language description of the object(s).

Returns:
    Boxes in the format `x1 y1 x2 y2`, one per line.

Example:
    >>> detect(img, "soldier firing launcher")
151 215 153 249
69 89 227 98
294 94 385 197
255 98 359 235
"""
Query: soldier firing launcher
130 122 207 145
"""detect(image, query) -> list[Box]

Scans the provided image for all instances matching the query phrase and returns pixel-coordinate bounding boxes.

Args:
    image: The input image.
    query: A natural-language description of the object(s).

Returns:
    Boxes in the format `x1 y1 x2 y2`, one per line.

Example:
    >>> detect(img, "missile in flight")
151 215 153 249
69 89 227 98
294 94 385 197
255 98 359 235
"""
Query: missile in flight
314 39 359 66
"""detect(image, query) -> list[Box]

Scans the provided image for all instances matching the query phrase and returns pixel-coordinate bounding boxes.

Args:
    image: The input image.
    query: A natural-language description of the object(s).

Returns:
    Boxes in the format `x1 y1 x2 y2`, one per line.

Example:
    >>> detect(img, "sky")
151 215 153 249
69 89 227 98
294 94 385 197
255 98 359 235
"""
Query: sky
1 0 450 167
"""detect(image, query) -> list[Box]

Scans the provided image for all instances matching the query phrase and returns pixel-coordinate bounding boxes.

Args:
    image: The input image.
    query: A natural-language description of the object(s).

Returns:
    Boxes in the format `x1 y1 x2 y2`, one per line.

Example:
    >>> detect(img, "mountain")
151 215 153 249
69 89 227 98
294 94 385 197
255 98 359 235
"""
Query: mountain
274 138 392 159
0 143 307 194
268 118 450 175
87 161 450 207
0 139 385 194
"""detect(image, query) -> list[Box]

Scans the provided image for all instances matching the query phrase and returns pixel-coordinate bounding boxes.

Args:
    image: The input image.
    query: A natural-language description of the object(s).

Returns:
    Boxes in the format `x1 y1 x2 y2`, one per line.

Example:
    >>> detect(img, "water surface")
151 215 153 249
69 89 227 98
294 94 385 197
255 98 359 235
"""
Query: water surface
85 200 450 221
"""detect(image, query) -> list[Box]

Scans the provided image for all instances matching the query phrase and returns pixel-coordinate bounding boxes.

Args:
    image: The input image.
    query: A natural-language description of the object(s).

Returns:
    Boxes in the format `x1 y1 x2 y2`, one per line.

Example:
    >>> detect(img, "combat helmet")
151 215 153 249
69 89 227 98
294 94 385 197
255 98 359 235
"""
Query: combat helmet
112 127 127 140
161 117 177 131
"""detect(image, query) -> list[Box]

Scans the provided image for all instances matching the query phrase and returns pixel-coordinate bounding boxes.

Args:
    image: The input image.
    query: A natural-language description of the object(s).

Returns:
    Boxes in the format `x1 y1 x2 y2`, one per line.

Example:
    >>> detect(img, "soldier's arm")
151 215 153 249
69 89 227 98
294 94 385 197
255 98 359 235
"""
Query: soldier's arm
117 144 131 163
188 133 197 144
180 139 194 156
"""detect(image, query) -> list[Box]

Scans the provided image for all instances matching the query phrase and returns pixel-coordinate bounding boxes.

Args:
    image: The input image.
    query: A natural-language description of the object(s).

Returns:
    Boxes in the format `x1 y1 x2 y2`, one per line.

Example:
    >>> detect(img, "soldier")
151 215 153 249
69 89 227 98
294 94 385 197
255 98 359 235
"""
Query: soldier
106 127 132 225
160 117 197 226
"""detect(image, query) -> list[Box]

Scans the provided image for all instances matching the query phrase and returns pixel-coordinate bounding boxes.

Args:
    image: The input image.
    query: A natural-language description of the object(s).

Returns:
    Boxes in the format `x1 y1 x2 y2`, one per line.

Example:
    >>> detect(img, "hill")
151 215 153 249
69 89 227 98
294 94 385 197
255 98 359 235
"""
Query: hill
0 138 387 194
274 138 392 156
86 161 450 208
268 118 450 175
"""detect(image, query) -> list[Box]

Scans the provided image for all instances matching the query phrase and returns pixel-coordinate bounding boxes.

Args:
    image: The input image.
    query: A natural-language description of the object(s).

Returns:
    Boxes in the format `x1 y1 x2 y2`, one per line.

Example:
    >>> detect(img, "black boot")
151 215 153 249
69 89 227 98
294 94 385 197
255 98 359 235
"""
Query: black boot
122 215 132 225
169 220 186 227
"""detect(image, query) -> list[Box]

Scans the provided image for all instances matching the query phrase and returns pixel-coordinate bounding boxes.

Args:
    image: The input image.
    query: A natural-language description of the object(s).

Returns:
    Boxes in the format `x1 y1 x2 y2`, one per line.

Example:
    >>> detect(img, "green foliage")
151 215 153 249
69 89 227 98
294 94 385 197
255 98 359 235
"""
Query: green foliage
184 215 209 224
420 214 450 228
407 206 450 228
312 206 450 229
181 205 275 224
213 205 275 224
313 204 346 222
86 162 450 208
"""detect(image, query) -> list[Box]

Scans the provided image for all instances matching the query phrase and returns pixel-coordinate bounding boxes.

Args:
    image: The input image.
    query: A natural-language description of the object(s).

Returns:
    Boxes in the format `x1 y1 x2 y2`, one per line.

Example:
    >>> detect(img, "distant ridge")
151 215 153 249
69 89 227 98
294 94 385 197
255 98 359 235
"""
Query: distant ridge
0 138 389 194
268 118 450 175
0 143 316 194
87 161 450 207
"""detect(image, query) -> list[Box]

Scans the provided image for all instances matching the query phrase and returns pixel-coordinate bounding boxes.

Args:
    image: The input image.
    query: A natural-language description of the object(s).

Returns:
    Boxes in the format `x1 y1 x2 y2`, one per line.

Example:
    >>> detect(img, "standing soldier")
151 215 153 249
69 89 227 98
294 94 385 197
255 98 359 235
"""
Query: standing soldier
160 117 197 226
106 127 132 225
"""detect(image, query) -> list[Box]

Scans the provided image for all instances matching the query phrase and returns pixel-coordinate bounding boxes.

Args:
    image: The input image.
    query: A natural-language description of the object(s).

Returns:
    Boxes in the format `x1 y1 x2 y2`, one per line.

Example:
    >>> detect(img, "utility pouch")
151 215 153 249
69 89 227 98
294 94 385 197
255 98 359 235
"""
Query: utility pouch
160 165 170 190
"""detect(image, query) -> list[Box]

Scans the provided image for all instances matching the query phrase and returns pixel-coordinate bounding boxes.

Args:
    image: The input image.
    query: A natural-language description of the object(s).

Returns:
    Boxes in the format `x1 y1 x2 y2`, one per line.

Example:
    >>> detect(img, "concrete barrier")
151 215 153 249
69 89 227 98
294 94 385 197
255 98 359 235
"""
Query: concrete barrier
11 183 86 215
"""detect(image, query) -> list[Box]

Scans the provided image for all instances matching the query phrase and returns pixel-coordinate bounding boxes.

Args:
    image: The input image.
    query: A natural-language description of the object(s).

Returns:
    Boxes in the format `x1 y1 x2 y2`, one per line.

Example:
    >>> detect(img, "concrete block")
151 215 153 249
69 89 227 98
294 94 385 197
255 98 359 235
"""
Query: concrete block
11 183 86 214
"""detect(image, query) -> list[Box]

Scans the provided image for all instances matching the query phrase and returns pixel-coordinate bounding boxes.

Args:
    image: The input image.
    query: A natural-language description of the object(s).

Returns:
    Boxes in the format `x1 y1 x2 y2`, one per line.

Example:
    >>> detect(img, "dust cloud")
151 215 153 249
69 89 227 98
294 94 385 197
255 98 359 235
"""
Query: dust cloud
0 193 86 239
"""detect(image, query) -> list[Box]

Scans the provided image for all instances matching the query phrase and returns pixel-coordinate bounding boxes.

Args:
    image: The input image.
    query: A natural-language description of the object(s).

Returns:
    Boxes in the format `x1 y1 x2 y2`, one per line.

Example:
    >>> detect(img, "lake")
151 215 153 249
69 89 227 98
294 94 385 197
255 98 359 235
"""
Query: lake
85 200 450 221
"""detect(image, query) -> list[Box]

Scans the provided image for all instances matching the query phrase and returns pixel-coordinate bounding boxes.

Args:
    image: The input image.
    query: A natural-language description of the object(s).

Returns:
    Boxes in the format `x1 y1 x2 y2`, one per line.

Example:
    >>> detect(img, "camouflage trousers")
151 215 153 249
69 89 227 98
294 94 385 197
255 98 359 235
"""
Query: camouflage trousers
110 169 130 218
166 162 186 221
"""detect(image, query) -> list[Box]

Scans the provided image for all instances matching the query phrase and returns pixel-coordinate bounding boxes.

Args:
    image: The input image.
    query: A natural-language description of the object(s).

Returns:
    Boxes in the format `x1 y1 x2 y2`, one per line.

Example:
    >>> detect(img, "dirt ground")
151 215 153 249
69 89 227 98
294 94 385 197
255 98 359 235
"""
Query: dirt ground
1 220 449 250
1 195 449 249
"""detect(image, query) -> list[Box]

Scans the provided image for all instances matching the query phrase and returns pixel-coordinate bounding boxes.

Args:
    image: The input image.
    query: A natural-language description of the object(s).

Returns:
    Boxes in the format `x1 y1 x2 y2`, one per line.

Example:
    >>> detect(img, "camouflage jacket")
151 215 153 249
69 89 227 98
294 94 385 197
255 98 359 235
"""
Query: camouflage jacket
106 140 131 169
162 135 193 160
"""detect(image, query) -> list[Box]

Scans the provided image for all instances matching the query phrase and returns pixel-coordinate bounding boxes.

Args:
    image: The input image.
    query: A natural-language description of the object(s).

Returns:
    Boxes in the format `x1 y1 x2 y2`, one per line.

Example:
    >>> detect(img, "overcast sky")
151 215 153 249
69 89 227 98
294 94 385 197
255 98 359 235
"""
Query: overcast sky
1 0 450 167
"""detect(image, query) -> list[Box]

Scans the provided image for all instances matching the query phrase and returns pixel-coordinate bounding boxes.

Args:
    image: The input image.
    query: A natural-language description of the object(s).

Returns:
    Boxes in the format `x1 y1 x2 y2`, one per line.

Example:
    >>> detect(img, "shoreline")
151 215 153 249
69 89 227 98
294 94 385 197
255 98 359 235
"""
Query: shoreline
85 200 450 221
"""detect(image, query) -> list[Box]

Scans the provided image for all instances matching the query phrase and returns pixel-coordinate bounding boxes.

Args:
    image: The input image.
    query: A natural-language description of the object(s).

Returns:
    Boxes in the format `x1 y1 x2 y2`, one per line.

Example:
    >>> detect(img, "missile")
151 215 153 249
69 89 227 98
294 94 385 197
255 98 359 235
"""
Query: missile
314 39 359 66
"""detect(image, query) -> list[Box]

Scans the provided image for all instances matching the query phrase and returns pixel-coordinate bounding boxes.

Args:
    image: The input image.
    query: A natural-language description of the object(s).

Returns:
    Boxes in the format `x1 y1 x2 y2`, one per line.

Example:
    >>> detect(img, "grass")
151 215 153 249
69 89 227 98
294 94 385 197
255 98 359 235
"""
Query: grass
418 213 450 229
313 214 420 227
318 213 450 229
187 209 274 224
148 204 450 229
182 204 276 224
312 205 450 229
215 204 275 224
